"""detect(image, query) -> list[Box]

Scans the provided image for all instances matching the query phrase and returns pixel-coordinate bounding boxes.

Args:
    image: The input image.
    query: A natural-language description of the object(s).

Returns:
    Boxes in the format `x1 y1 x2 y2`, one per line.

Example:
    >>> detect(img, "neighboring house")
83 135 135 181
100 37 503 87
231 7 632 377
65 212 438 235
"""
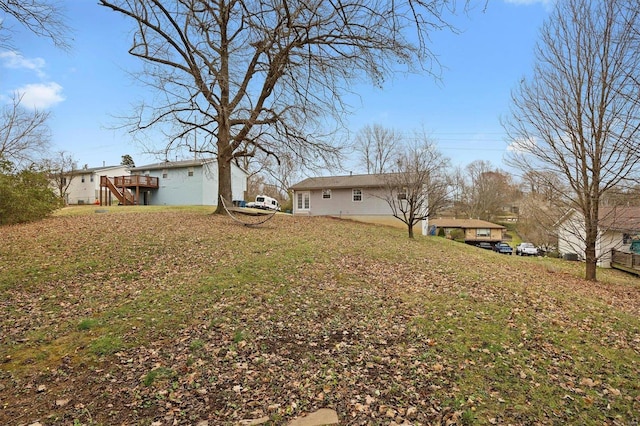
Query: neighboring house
128 158 248 206
290 173 407 228
557 206 640 268
429 218 506 245
62 165 130 204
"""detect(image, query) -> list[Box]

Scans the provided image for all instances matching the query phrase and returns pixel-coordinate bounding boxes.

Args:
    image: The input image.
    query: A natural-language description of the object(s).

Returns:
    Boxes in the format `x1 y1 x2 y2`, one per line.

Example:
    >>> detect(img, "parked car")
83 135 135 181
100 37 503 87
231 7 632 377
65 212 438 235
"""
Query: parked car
516 242 539 256
477 242 494 250
493 242 513 255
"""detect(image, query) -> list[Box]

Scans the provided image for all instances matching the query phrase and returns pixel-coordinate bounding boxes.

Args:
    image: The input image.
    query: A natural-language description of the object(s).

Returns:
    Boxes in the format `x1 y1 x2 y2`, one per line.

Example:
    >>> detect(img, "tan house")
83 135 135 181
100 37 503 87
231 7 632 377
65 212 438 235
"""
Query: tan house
429 218 506 245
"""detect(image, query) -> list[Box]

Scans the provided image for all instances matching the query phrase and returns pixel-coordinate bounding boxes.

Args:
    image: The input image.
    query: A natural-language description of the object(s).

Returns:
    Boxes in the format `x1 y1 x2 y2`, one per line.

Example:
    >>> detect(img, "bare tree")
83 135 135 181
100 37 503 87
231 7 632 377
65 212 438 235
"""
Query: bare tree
44 150 77 203
98 0 466 213
503 0 640 281
459 160 514 221
0 93 51 168
382 141 451 239
516 170 566 250
352 124 402 174
0 0 71 50
516 191 562 251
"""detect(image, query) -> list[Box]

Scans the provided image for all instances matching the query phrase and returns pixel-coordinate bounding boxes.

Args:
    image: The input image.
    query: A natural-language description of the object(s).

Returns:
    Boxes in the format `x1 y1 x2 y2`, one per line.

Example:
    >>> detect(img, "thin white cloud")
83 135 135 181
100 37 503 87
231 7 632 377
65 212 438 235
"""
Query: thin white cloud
14 82 65 109
507 136 536 153
0 51 47 78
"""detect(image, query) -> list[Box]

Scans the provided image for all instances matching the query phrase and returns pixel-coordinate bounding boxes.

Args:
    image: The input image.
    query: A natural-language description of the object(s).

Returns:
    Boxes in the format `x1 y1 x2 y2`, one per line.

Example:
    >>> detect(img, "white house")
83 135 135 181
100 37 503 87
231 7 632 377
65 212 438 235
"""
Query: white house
557 206 640 268
63 164 130 204
129 158 248 206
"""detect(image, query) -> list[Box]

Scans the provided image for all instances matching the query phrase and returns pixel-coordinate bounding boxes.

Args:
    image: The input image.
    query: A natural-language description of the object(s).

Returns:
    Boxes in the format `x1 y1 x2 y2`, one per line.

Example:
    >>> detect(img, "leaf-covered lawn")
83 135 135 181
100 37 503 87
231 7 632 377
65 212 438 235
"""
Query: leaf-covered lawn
1 209 639 425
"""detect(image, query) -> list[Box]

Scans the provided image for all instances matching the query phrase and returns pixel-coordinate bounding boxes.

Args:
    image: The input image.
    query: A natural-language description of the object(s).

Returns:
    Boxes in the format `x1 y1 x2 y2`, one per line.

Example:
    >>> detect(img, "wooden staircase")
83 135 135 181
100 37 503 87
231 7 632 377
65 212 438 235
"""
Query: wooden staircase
101 176 135 204
99 175 159 206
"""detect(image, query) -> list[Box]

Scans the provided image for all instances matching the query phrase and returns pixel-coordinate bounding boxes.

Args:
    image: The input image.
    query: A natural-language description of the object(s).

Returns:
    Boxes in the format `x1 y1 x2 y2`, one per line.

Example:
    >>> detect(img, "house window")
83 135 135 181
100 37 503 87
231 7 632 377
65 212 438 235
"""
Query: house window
81 175 85 183
397 187 407 200
322 189 331 199
352 188 362 202
90 175 94 182
476 228 491 237
188 167 194 177
162 169 168 179
297 192 310 210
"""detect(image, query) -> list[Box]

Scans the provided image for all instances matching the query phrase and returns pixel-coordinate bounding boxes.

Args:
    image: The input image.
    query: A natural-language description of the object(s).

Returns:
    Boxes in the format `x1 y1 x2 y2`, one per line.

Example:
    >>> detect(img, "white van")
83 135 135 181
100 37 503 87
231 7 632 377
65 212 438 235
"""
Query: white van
247 195 280 211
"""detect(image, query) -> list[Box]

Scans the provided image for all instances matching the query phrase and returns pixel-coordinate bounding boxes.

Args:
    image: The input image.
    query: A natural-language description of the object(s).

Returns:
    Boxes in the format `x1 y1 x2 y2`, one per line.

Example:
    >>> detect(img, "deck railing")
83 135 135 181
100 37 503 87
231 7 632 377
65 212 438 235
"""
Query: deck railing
611 248 640 275
110 175 159 187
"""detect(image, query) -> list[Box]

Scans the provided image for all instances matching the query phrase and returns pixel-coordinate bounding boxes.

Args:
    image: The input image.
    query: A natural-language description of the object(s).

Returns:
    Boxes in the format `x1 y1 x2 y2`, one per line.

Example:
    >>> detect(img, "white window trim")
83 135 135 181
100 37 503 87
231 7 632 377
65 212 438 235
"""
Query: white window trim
297 191 310 210
476 228 491 237
352 188 363 202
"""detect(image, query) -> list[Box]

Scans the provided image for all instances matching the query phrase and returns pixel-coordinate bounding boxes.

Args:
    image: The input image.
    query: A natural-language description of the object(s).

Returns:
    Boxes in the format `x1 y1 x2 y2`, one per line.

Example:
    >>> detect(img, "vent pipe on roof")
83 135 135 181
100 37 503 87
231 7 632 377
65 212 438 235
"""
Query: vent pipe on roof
350 171 352 176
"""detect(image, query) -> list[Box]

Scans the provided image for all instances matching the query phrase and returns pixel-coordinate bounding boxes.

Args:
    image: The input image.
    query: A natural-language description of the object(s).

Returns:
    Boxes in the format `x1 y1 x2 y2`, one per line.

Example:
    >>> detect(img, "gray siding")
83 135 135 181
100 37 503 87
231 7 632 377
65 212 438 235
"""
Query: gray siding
294 187 392 216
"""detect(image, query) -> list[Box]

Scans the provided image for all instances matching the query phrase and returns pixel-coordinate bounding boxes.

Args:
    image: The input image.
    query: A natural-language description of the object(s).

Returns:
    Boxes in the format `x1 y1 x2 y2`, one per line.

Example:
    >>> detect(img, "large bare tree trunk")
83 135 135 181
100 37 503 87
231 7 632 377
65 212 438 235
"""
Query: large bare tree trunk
215 130 234 214
585 244 597 281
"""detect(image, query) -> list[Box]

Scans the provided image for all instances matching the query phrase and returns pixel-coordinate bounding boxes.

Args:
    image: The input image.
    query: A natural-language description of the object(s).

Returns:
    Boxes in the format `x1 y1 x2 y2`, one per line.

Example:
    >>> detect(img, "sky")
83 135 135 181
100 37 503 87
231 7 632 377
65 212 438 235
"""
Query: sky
1 0 554 173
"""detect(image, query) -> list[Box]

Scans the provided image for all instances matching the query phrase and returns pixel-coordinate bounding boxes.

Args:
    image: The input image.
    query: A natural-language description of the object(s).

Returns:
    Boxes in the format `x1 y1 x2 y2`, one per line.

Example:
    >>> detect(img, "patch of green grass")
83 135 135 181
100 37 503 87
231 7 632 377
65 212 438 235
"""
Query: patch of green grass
142 367 175 387
189 339 205 351
89 335 123 356
233 330 246 343
77 318 100 331
53 205 214 217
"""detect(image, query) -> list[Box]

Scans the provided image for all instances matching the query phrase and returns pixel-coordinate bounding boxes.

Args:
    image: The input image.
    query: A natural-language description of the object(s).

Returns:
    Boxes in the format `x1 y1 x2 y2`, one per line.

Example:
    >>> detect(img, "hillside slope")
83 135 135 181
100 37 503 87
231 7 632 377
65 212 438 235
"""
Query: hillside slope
1 211 639 425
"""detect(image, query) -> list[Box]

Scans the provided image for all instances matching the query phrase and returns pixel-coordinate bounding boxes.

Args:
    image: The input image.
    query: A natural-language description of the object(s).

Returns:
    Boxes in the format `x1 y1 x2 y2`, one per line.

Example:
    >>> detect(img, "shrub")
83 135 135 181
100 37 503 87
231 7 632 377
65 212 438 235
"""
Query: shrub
0 161 61 225
450 229 465 241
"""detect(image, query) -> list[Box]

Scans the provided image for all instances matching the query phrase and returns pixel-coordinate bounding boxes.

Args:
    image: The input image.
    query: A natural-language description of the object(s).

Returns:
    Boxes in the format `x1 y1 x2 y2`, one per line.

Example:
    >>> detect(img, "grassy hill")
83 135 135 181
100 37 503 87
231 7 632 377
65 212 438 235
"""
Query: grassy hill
1 207 639 425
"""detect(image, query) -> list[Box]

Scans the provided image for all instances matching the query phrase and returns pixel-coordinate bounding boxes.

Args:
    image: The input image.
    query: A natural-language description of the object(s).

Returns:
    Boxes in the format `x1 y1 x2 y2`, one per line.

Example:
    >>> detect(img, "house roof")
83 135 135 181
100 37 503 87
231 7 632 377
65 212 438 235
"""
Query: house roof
77 165 126 174
430 218 506 229
556 206 640 232
130 158 217 171
599 206 640 232
290 173 390 190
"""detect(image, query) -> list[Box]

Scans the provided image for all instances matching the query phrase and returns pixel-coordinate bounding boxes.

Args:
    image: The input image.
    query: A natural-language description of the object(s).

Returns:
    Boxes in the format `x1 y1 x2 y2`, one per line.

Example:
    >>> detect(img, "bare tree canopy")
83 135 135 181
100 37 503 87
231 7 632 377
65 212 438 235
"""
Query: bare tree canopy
0 93 51 168
0 0 71 50
382 140 451 238
459 160 515 222
503 0 640 281
98 0 466 212
43 150 77 203
352 124 402 174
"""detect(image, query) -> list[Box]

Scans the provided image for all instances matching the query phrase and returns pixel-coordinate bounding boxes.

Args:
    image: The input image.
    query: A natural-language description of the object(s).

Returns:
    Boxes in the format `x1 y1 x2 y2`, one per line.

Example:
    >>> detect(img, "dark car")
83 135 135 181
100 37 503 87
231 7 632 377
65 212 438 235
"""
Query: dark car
477 242 493 250
493 242 513 255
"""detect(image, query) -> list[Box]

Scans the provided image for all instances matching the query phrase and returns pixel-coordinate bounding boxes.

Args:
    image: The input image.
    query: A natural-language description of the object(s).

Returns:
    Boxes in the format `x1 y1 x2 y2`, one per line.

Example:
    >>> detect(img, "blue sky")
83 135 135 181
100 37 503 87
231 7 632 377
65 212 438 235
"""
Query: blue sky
1 0 552 172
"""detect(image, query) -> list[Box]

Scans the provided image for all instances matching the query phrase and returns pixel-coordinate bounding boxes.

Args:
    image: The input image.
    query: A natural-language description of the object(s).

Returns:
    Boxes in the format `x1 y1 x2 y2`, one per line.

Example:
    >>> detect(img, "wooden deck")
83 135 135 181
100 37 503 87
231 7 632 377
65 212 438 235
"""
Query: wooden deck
611 249 640 276
99 175 159 206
